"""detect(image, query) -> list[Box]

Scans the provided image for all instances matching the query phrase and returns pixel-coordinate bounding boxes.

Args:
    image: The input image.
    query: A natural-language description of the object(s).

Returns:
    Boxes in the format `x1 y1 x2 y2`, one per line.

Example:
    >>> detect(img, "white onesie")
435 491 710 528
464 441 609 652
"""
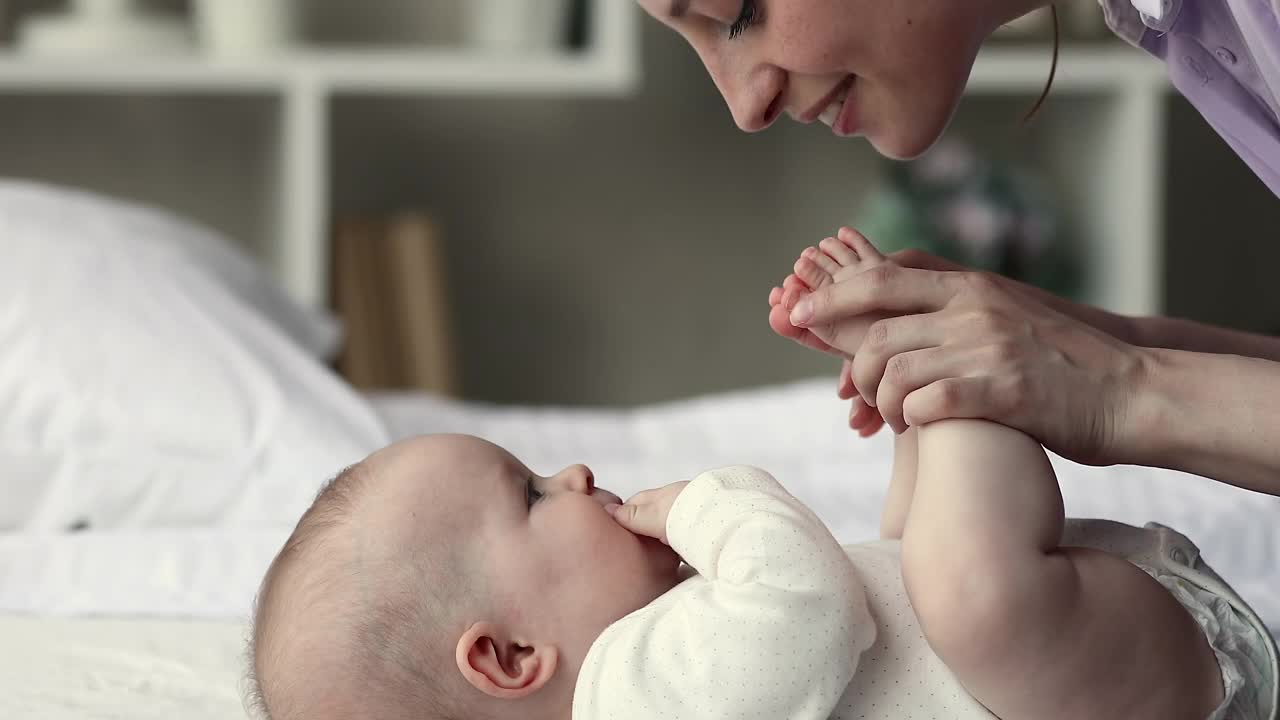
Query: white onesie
571 466 1279 720
571 465 996 719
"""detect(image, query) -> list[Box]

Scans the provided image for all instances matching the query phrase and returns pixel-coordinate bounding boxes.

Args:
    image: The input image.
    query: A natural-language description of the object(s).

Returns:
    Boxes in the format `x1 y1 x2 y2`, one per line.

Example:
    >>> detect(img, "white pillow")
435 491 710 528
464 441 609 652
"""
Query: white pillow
0 186 390 532
0 179 341 360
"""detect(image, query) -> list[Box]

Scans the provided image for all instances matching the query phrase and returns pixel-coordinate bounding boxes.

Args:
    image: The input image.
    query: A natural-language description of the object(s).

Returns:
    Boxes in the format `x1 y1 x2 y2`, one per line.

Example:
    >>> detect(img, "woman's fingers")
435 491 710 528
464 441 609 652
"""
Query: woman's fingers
790 264 960 334
849 396 886 437
901 378 993 428
838 360 856 399
871 347 987 433
845 362 887 438
769 303 837 354
851 314 946 408
889 247 967 272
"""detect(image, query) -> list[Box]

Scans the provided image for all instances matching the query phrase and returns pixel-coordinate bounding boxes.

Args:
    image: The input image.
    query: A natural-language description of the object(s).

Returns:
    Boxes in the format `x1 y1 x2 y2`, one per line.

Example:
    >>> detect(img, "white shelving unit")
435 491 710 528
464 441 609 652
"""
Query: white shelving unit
0 0 639 309
0 2 1171 318
965 46 1170 316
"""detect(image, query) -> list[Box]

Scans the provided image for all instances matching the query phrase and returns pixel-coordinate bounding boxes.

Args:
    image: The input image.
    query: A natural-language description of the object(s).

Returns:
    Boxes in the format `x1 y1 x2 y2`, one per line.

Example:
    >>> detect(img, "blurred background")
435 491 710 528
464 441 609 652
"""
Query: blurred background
1 0 1276 406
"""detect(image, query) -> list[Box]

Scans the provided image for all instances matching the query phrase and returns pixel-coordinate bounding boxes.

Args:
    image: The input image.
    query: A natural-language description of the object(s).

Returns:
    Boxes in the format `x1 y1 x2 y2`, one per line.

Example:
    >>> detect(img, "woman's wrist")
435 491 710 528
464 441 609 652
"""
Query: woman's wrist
1119 314 1168 349
1122 346 1280 495
1117 346 1186 468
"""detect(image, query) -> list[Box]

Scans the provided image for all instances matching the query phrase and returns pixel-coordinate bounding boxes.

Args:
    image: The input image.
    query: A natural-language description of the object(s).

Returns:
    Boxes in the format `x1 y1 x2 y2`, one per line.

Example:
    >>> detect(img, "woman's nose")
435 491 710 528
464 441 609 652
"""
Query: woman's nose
725 65 786 133
548 464 595 495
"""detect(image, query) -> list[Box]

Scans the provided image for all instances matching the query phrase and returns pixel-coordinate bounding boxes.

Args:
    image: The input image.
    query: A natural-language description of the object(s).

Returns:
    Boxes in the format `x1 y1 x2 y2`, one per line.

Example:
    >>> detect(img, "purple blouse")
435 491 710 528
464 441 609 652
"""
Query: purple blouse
1101 0 1280 196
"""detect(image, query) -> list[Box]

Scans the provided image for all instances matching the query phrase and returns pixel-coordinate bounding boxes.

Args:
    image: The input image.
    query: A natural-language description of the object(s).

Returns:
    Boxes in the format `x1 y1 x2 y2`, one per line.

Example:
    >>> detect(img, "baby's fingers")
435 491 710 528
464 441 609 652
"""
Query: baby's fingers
607 482 689 546
608 498 668 545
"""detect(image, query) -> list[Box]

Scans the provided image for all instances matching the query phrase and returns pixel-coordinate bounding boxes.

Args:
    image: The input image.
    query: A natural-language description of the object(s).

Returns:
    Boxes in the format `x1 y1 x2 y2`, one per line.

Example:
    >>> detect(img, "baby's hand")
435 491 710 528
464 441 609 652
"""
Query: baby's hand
607 481 690 546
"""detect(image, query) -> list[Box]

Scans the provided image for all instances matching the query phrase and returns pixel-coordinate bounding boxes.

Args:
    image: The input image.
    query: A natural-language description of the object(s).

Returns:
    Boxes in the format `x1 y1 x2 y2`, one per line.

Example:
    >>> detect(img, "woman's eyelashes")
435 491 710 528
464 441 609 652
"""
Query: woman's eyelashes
728 0 761 39
526 477 545 508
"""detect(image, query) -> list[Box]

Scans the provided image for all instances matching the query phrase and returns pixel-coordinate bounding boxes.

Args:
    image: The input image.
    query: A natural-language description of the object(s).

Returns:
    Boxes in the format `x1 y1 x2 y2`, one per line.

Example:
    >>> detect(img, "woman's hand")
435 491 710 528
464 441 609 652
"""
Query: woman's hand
770 243 978 439
833 249 972 439
785 243 1150 467
839 361 888 437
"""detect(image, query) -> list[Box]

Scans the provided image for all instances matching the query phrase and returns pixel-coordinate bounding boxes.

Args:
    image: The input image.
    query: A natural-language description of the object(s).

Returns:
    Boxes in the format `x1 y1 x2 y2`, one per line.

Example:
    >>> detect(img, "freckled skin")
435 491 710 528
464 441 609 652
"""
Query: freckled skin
636 0 1022 158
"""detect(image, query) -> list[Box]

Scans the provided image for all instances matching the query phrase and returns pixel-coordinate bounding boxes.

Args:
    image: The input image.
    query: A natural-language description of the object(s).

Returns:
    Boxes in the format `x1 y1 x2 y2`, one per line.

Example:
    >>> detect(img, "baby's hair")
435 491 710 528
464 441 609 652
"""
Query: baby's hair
245 460 480 720
244 462 371 720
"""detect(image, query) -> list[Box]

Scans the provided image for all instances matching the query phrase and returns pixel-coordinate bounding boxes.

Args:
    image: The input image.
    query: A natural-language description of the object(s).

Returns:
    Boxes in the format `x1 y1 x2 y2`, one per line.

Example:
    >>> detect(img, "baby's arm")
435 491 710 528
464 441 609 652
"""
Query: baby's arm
900 420 1222 720
580 468 875 719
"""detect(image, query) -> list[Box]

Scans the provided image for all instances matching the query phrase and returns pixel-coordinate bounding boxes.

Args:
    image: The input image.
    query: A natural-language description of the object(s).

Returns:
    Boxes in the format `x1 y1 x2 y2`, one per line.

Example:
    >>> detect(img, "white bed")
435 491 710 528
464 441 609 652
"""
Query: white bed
5 384 1279 720
2 181 1277 719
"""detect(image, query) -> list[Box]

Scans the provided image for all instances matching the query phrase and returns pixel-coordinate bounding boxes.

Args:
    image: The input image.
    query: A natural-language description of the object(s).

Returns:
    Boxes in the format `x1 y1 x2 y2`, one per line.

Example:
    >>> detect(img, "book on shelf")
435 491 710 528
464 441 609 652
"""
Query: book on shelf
332 216 388 389
331 211 457 394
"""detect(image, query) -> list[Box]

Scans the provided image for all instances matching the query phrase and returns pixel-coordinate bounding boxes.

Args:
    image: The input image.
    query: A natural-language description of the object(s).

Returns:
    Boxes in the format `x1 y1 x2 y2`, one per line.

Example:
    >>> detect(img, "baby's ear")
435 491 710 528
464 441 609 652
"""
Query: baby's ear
455 622 558 700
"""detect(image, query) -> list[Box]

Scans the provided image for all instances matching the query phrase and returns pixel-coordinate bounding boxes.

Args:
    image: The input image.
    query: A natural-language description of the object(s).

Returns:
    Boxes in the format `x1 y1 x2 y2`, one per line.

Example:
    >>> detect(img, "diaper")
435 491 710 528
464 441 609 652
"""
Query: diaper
1136 523 1278 720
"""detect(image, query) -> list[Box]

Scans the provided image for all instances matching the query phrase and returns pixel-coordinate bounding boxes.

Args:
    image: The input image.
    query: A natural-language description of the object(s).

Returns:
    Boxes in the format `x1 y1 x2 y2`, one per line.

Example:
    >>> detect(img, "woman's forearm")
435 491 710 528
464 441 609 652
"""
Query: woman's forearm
1015 276 1280 361
1132 315 1280 362
1126 347 1280 496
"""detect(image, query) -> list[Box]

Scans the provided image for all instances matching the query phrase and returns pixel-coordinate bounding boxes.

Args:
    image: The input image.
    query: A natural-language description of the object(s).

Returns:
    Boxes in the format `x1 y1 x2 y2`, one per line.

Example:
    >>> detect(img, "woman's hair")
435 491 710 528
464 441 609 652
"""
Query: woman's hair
1023 5 1060 123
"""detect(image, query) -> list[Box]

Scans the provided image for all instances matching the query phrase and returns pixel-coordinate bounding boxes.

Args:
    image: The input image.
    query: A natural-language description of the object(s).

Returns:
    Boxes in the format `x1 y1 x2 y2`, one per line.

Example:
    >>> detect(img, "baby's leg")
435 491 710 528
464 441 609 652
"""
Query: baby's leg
900 420 1223 720
881 429 918 540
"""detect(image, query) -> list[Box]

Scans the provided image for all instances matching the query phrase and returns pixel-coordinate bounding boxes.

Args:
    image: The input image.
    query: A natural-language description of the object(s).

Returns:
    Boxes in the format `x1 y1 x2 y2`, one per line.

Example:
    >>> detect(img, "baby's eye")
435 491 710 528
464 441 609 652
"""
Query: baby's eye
526 477 544 508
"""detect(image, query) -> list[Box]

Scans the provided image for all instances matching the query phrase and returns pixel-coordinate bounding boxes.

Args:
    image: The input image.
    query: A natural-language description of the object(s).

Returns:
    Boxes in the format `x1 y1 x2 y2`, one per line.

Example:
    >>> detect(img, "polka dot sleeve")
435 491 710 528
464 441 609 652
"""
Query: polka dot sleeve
573 466 875 719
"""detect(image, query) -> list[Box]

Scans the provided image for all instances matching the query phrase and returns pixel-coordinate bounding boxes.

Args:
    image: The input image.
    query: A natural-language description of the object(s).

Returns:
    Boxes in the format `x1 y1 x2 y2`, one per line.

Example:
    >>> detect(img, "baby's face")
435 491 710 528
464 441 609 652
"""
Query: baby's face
369 435 683 670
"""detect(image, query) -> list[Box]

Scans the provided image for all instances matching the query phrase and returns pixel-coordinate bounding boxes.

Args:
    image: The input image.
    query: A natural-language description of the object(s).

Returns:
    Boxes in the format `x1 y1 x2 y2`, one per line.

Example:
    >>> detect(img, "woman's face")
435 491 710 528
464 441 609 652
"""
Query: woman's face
636 0 1000 159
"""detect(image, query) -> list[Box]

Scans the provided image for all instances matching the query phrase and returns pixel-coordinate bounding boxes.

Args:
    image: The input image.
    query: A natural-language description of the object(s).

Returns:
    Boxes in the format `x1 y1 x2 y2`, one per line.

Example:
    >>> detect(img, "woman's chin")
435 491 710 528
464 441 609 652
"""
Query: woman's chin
864 90 963 161
867 124 945 161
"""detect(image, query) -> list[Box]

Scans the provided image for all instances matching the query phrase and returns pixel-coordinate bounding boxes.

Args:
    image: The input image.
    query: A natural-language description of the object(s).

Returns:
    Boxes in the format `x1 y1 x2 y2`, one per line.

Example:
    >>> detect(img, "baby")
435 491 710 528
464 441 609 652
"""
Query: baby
247 240 1278 720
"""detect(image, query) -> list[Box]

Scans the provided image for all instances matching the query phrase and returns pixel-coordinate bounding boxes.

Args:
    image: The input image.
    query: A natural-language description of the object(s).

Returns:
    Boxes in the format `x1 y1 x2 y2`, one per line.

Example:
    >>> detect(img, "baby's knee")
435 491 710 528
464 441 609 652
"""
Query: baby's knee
902 540 1042 668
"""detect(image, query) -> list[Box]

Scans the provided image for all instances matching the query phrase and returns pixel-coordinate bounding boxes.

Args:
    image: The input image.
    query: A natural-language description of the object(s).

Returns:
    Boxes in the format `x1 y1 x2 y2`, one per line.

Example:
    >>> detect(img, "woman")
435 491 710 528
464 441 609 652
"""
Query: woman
636 0 1280 499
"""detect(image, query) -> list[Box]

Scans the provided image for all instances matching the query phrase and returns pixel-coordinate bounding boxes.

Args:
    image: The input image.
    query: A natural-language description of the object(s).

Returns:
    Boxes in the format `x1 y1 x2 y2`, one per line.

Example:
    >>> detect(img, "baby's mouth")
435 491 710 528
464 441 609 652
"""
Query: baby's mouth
593 487 623 507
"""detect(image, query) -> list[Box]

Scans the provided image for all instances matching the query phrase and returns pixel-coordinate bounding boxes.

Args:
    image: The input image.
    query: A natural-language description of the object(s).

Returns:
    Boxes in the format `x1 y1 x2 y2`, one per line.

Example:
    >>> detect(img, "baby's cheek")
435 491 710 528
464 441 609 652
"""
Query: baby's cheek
593 514 655 570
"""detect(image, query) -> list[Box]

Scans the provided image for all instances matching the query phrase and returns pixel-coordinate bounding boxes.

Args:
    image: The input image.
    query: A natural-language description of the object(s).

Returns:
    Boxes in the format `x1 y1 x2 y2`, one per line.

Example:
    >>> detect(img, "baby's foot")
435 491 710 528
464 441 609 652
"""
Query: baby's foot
793 226 891 301
767 227 895 359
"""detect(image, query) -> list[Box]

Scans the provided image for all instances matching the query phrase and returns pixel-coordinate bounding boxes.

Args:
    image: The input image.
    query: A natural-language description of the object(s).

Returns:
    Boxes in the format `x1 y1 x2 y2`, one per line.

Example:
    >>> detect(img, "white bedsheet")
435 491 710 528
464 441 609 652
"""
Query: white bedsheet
0 616 249 720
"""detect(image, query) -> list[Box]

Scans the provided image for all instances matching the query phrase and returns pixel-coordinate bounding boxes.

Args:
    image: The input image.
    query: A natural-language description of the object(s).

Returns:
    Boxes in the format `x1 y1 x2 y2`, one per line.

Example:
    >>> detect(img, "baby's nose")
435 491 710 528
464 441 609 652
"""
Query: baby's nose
550 464 595 495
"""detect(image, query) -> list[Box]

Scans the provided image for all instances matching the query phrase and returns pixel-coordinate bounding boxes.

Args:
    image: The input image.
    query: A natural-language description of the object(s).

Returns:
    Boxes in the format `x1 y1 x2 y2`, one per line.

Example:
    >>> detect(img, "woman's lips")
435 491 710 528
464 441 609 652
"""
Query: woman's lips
821 77 859 137
798 76 852 124
833 88 858 137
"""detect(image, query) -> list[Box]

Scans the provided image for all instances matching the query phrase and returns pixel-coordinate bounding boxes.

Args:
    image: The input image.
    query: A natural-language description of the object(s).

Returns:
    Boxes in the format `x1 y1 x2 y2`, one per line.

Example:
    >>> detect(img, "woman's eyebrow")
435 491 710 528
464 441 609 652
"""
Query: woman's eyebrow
669 0 691 18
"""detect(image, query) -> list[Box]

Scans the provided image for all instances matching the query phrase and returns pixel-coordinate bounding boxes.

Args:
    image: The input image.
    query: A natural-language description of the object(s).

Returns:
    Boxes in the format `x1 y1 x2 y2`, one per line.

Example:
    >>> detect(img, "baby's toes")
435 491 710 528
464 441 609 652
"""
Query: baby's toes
769 302 807 340
780 275 808 309
805 246 843 277
795 249 839 292
819 236 859 268
781 285 805 312
782 273 810 293
838 227 888 266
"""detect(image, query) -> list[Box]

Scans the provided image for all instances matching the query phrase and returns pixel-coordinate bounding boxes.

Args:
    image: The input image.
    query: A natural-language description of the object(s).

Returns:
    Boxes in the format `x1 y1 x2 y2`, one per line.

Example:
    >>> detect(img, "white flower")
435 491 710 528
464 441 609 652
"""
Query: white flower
941 196 1009 256
916 142 977 184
